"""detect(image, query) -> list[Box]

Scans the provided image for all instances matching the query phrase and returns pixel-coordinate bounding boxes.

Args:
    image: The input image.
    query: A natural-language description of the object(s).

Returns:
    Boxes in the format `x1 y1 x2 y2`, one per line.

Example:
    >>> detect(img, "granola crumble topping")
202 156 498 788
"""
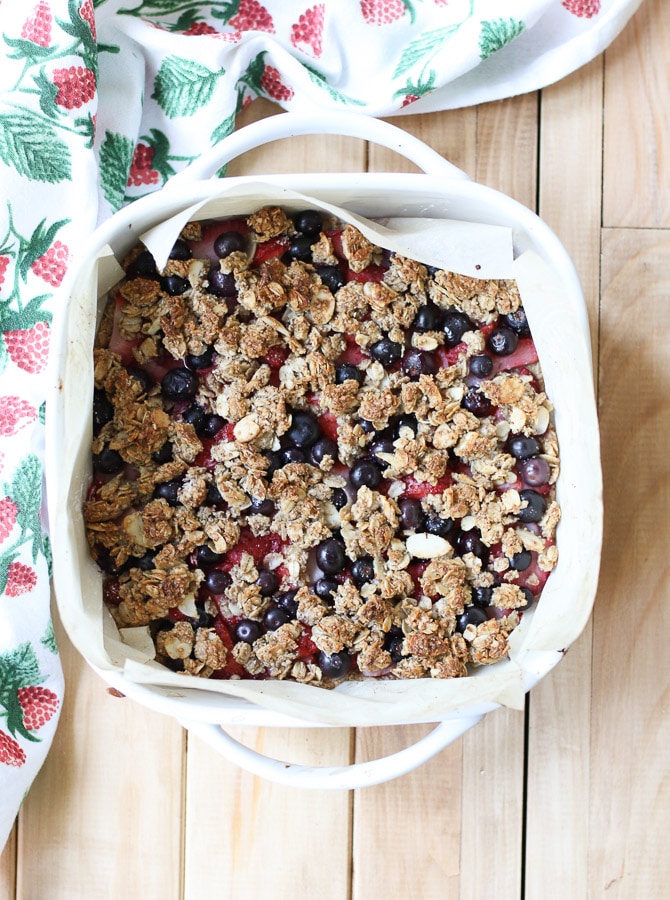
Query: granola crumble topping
87 206 560 687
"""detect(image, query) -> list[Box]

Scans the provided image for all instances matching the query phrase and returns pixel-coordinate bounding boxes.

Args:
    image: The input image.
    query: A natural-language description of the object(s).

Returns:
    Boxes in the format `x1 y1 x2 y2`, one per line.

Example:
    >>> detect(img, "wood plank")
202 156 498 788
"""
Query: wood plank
589 228 670 897
458 93 539 900
525 57 604 900
355 101 535 900
603 0 670 228
352 725 462 899
184 727 352 899
460 709 526 900
475 93 538 205
182 99 358 900
16 616 185 900
0 824 16 899
227 98 366 176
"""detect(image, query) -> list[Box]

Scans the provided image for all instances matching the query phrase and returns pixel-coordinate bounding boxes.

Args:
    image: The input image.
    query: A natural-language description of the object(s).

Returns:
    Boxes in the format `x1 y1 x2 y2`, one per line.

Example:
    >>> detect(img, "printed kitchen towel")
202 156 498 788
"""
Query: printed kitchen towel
0 0 641 851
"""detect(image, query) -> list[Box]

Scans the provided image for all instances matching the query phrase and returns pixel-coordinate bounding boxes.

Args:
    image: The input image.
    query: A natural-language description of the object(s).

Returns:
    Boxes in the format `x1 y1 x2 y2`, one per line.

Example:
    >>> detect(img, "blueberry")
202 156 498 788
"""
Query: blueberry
412 304 443 332
281 447 306 466
506 434 540 460
127 366 152 394
186 347 215 371
195 545 223 567
425 515 456 539
510 550 532 571
93 447 124 474
127 250 157 279
263 606 290 630
153 480 181 506
331 488 348 510
96 549 125 576
195 604 213 628
471 586 493 607
235 619 262 644
249 497 275 517
315 577 338 601
462 388 493 418
369 436 395 459
206 482 224 506
207 266 237 297
276 590 299 617
265 450 282 477
183 404 206 433
487 326 519 356
205 570 231 594
384 627 405 662
518 457 550 486
456 606 488 633
285 233 318 262
93 389 114 432
401 349 437 378
468 354 494 378
213 230 246 258
335 363 363 385
293 209 323 235
286 410 320 447
316 538 346 575
169 239 192 261
256 570 279 596
349 458 381 490
457 529 488 562
442 310 473 347
310 437 338 466
394 414 418 437
358 418 376 434
153 441 173 464
518 490 547 523
351 556 375 587
399 498 424 533
315 264 345 293
503 307 531 337
370 337 403 366
317 649 351 679
161 274 190 296
519 587 534 610
201 414 224 438
135 551 156 572
161 367 199 401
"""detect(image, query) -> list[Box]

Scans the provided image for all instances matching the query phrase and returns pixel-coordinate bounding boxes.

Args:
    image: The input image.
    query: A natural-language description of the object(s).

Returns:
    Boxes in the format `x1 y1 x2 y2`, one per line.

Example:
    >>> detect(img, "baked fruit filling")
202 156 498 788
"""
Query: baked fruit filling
85 205 560 687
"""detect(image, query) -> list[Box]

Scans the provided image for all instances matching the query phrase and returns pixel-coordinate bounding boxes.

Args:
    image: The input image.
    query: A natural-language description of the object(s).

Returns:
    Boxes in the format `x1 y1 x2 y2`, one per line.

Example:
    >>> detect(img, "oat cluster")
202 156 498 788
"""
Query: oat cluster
85 206 560 687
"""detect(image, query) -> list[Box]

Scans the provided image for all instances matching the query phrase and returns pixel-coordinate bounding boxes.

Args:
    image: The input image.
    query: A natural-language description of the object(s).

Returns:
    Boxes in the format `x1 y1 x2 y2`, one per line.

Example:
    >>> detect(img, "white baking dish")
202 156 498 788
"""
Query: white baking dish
46 112 602 789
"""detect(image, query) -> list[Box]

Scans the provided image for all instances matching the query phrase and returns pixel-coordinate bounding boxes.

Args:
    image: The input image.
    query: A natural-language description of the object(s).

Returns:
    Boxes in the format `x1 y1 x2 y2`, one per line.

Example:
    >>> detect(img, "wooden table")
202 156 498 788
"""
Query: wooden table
3 2 669 896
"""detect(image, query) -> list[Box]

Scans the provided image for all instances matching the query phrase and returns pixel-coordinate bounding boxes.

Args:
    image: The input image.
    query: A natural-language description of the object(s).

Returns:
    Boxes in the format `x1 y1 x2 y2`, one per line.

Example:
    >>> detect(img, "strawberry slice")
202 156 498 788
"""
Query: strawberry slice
252 235 290 265
222 530 286 570
401 472 452 498
296 627 318 661
346 263 387 284
492 337 538 373
262 344 289 369
318 410 339 442
336 335 368 367
210 616 248 679
436 342 466 368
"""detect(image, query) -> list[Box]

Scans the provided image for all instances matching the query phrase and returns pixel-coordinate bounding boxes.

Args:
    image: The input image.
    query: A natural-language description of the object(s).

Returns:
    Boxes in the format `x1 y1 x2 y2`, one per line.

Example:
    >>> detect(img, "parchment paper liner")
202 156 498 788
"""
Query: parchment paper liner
53 182 602 727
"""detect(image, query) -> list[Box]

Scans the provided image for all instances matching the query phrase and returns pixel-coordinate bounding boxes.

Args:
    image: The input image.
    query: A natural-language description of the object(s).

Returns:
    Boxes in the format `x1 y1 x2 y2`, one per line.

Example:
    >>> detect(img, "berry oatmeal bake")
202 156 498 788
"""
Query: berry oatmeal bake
84 204 560 688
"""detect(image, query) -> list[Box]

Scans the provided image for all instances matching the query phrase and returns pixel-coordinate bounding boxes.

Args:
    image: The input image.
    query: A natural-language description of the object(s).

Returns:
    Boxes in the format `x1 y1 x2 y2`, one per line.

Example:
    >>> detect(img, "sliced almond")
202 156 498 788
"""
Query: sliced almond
406 532 451 559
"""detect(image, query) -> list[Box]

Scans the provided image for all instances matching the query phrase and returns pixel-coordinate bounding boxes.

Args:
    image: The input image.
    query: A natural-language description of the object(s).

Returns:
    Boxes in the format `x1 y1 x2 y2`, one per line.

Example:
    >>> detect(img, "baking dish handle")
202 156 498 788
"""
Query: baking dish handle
180 715 483 790
167 111 469 183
